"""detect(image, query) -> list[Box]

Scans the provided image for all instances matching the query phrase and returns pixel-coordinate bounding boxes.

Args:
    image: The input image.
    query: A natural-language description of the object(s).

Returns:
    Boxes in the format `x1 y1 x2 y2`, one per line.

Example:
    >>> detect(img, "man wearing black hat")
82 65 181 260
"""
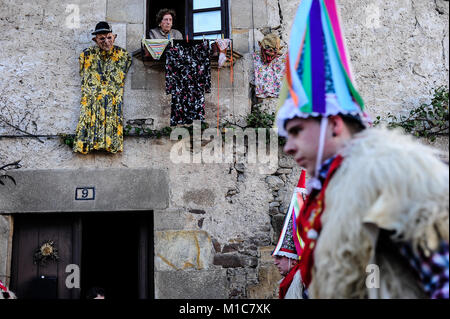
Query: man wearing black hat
73 21 132 154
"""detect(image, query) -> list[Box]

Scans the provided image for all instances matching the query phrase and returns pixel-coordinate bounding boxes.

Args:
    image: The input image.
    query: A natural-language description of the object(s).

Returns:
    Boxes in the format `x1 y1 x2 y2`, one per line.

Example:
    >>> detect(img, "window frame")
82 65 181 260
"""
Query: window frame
186 0 230 40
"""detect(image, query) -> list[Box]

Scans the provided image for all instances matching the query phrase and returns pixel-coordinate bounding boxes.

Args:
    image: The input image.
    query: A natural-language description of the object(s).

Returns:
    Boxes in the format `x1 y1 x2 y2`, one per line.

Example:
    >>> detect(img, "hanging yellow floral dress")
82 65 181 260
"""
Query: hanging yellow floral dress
73 45 132 154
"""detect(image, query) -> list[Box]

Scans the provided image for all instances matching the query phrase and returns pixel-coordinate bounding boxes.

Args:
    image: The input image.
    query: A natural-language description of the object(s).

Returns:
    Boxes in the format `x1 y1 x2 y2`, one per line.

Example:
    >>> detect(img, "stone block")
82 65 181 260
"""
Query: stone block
110 22 127 49
231 0 268 29
213 253 245 268
269 206 279 215
154 210 195 231
106 0 144 24
182 188 216 207
278 156 295 168
79 1 108 24
265 175 284 190
155 230 214 271
271 214 285 241
259 246 276 264
276 168 292 175
222 243 241 253
126 23 144 53
130 66 166 91
267 0 281 28
212 238 222 252
247 263 281 299
155 269 228 299
231 29 250 54
0 168 169 213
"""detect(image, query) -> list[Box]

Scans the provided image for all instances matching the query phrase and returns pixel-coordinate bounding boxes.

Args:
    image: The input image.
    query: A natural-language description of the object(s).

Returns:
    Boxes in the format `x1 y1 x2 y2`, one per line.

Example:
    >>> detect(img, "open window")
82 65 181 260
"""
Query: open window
146 0 229 40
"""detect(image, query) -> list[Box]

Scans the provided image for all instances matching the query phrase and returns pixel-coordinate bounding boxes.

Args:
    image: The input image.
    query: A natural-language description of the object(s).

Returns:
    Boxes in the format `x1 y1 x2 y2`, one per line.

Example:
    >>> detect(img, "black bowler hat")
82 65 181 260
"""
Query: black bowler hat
92 21 112 35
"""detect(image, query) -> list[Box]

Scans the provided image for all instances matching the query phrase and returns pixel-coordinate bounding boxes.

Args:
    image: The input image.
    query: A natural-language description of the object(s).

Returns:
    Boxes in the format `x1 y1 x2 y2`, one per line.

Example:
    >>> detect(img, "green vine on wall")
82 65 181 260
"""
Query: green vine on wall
373 86 449 142
58 106 284 149
223 104 286 146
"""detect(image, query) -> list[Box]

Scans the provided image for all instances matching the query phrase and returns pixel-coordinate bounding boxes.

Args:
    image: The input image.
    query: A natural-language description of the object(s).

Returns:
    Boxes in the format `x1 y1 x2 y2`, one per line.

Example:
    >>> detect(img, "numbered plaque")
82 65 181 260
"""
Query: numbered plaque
75 187 95 201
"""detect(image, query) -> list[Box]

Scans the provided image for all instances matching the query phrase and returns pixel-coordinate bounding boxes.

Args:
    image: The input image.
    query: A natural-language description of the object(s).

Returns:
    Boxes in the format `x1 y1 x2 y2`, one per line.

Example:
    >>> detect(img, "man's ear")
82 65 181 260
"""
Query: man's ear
92 37 97 43
329 115 345 137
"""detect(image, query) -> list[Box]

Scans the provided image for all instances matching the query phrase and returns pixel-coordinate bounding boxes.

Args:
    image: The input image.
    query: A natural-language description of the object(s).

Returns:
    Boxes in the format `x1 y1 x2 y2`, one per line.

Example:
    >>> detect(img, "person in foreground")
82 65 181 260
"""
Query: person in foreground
276 0 449 298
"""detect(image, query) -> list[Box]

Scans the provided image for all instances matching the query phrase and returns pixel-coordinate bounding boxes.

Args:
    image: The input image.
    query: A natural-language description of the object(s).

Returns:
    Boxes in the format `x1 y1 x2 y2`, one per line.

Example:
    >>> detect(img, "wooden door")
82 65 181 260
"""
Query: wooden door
10 214 81 299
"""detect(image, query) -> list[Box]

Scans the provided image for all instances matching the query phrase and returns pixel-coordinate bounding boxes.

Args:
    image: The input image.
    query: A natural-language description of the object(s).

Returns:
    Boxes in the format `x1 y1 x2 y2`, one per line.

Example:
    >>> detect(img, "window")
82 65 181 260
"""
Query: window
188 0 229 40
146 0 229 40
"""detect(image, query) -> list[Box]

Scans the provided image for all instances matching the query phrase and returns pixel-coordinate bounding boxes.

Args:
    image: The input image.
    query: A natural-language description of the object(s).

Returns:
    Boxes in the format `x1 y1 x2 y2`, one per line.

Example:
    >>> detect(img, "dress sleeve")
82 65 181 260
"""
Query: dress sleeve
79 51 85 77
124 50 132 74
203 43 211 93
165 48 174 95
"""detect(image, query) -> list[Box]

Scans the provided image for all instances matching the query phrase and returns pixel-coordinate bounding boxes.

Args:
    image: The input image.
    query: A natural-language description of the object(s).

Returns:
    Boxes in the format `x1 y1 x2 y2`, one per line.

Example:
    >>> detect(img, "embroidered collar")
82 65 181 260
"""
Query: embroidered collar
306 155 338 193
318 155 337 183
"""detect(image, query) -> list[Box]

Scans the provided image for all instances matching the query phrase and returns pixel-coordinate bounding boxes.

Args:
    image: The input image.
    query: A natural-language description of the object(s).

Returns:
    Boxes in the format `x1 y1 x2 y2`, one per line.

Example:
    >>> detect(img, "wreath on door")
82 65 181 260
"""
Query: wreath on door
33 240 60 266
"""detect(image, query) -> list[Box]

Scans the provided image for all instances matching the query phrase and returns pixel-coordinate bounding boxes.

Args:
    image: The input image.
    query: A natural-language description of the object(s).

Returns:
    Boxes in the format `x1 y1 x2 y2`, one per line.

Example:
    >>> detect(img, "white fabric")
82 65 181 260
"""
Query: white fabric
274 250 298 260
308 128 448 298
284 270 304 299
275 94 364 137
215 39 231 68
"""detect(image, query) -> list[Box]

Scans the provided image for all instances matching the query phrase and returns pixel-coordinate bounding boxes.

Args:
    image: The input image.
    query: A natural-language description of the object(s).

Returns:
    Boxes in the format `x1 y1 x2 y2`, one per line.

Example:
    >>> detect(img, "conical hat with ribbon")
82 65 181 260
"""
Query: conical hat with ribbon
272 209 298 260
276 0 370 137
272 170 308 260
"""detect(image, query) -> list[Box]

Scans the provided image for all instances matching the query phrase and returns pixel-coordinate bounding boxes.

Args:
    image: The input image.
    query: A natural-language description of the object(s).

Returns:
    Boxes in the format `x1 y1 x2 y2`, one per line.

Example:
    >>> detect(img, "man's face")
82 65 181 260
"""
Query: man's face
283 118 324 175
160 14 173 33
94 32 116 51
273 256 296 276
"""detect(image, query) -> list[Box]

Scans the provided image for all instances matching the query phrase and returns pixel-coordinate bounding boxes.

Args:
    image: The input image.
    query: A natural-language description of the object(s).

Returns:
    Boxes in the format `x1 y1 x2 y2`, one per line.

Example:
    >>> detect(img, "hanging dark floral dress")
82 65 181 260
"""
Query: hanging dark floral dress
73 45 132 154
165 41 211 126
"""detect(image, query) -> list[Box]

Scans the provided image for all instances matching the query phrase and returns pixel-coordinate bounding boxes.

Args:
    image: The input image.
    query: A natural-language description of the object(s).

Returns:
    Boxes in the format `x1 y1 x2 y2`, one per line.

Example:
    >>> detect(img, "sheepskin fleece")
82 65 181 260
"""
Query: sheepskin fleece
308 128 449 299
284 270 304 299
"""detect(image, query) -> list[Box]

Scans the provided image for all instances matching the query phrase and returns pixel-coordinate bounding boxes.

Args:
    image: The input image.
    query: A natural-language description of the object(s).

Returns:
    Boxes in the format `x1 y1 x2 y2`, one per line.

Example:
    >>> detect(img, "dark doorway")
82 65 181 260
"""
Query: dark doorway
11 212 153 299
80 213 153 300
147 0 186 38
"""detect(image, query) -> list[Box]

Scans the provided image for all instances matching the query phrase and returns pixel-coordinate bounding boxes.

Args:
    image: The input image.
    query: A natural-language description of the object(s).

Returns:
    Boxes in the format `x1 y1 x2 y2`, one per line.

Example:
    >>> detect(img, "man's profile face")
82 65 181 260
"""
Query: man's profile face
283 118 322 176
160 14 173 33
94 32 116 51
273 256 296 276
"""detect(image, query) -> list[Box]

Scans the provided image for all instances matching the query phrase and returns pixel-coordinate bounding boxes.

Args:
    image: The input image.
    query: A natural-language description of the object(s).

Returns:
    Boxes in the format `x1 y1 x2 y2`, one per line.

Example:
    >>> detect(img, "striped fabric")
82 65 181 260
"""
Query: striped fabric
142 38 170 60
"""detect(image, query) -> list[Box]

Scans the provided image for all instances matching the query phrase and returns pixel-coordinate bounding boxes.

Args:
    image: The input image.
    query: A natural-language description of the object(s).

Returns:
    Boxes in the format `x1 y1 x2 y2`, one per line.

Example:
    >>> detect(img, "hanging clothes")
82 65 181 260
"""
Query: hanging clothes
252 51 286 98
74 45 132 154
142 38 170 60
214 39 232 68
165 41 211 126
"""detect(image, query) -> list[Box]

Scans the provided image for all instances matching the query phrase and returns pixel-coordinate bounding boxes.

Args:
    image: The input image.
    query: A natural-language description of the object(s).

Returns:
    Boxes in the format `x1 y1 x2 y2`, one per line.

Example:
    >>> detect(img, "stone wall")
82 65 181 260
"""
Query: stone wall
0 0 448 298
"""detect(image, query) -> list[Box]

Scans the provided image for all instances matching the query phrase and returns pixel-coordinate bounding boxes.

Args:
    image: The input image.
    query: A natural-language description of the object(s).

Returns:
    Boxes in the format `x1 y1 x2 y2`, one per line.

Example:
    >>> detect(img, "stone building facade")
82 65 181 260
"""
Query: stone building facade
0 0 448 299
